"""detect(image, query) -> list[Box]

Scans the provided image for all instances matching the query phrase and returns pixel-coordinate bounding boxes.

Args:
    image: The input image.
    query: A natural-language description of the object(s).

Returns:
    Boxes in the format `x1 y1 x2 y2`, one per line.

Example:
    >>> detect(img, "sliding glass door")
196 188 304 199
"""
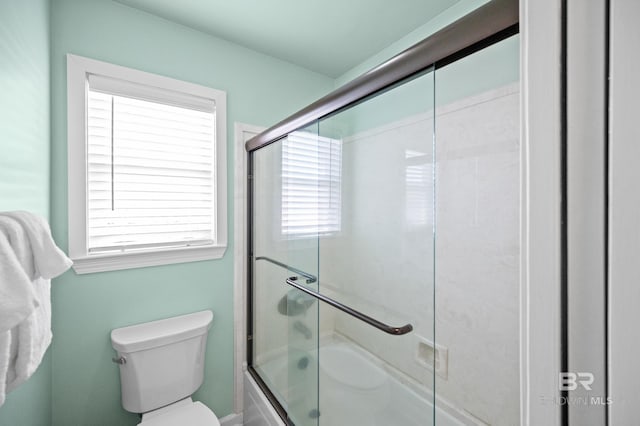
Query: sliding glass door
248 33 521 426
250 67 436 425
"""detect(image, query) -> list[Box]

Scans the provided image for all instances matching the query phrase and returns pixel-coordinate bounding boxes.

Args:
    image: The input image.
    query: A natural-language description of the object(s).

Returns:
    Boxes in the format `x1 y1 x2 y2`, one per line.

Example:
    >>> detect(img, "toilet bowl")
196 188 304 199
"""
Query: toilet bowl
111 310 220 425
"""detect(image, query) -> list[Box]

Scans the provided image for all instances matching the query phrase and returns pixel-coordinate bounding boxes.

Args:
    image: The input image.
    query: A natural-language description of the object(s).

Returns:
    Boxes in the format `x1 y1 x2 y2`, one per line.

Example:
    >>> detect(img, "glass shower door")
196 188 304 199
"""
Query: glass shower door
313 69 436 425
281 123 322 426
249 26 521 426
251 67 436 425
433 35 521 426
251 124 321 426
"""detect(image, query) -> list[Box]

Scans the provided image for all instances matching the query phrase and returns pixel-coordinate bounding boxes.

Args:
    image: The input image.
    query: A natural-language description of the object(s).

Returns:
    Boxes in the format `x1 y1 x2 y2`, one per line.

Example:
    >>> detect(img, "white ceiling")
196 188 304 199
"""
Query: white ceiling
114 0 461 78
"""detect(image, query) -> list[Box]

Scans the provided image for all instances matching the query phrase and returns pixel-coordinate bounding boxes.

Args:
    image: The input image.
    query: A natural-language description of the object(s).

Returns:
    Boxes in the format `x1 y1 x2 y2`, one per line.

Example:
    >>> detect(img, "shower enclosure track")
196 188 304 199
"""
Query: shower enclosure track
245 0 518 152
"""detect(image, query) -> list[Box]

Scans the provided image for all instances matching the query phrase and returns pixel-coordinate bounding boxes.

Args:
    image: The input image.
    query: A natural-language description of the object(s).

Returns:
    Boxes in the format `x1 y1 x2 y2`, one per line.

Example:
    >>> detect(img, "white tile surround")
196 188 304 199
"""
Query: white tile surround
247 83 520 425
434 84 520 425
320 83 520 426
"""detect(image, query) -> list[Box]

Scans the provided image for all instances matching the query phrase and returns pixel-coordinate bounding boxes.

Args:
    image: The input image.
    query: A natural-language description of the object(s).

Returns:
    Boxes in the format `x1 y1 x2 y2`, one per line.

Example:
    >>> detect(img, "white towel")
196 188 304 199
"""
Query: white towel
0 228 38 408
0 212 72 407
5 277 52 394
0 226 38 333
1 211 72 279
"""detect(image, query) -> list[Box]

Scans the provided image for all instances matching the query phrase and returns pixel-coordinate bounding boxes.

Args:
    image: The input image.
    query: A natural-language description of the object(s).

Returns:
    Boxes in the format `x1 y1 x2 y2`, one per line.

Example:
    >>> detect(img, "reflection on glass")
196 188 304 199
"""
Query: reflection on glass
251 142 291 412
252 125 322 426
405 150 431 227
281 132 342 237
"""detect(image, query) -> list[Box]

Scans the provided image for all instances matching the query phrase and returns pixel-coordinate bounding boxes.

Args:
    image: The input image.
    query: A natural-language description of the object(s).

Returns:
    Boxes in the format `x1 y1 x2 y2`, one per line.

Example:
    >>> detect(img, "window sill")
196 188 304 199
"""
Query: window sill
71 245 226 274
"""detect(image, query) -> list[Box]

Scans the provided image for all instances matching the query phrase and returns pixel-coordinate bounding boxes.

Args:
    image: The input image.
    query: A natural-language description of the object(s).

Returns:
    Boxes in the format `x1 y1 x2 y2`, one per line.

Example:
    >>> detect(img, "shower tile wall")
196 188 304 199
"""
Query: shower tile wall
251 81 519 426
319 83 520 426
434 84 519 425
318 111 435 386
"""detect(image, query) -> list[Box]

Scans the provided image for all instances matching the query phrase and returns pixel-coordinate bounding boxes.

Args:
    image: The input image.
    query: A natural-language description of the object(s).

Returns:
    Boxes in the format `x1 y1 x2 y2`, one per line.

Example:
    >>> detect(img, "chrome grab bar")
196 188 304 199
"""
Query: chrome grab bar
255 256 317 284
285 276 413 336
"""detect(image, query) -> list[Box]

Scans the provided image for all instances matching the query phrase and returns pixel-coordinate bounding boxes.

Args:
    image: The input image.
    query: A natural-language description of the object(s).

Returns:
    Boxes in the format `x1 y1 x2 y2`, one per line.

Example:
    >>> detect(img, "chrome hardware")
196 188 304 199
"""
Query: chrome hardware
285 276 413 336
112 356 126 365
255 256 317 283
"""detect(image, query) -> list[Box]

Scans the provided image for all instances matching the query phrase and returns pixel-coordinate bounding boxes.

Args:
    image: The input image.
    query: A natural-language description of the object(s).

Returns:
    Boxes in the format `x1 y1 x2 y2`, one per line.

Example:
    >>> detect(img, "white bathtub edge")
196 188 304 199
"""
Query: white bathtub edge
219 412 243 426
243 371 287 426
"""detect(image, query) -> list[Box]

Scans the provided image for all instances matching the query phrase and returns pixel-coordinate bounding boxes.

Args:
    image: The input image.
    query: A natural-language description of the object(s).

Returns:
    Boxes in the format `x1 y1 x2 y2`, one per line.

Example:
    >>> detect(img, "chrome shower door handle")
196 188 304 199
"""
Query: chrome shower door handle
255 256 317 283
284 276 413 336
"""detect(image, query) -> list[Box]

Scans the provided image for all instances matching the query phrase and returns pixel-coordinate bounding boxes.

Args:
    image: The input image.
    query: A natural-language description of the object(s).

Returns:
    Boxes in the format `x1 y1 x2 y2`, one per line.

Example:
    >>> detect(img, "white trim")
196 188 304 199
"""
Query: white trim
71 245 226 274
609 1 640 423
520 1 562 425
67 54 88 260
233 122 265 415
566 1 607 424
219 412 243 426
66 54 227 273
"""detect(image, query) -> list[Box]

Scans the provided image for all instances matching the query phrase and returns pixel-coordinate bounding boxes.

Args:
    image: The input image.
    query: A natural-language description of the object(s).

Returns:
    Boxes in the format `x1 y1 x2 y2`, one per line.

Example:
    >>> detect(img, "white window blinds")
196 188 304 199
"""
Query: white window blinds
87 85 216 254
282 132 342 236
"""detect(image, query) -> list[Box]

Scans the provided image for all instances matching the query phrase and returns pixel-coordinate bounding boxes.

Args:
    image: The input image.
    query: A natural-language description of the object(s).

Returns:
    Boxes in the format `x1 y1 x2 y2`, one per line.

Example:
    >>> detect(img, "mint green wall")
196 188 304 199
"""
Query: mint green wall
327 35 519 139
0 1 52 426
330 0 518 138
0 0 51 217
436 35 519 105
334 0 490 87
49 1 333 425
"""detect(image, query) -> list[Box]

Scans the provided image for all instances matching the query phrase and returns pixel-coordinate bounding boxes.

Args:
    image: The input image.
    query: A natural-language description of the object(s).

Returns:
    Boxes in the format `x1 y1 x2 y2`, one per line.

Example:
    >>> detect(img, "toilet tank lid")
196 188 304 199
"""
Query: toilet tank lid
111 310 213 353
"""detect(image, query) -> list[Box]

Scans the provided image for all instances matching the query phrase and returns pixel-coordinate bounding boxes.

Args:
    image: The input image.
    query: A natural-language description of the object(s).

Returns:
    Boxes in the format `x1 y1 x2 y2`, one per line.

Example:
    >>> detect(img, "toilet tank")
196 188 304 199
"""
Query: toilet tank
111 310 214 413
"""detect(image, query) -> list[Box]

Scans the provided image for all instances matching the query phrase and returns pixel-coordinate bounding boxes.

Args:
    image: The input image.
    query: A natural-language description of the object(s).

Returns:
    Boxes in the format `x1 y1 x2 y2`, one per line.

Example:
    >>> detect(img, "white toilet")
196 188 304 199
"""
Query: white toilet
110 310 220 426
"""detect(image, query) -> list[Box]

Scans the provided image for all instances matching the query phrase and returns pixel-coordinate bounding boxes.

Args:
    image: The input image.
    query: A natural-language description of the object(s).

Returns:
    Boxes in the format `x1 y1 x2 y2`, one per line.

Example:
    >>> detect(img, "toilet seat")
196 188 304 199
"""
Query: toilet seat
138 400 220 426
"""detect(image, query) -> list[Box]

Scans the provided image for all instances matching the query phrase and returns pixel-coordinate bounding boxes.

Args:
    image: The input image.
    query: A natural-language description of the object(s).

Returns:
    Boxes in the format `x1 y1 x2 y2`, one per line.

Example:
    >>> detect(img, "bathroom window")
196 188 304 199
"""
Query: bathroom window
281 132 342 236
67 54 227 273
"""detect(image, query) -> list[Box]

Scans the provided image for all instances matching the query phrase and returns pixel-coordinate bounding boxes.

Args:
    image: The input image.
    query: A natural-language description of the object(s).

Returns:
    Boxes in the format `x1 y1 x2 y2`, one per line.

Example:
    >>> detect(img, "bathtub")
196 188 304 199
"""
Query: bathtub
246 336 484 426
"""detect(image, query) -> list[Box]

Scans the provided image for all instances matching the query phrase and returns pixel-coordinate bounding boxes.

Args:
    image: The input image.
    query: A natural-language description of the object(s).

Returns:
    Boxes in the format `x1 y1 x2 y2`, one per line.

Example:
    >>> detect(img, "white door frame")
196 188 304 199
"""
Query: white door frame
566 1 608 425
523 2 614 425
232 122 265 414
520 0 564 424
608 0 640 423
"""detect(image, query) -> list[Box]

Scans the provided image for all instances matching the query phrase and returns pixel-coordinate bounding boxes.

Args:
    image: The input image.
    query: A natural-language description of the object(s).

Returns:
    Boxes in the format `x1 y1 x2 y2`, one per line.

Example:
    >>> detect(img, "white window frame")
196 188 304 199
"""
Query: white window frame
67 54 227 274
